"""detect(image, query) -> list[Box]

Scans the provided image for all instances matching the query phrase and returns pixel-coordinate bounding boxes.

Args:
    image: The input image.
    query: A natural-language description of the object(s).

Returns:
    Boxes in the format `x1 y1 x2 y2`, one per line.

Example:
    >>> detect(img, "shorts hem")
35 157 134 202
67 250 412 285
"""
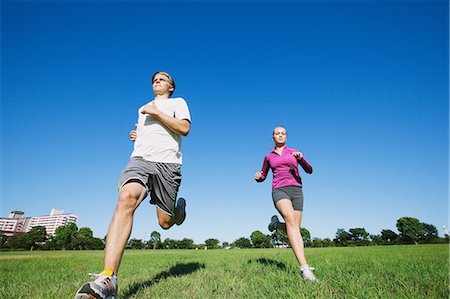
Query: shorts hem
120 177 149 193
156 205 173 216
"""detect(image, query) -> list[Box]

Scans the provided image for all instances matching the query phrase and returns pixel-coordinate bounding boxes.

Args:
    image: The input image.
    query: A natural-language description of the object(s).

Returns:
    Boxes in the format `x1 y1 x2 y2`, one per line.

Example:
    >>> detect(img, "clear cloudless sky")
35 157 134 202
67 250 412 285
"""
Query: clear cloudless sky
1 0 448 244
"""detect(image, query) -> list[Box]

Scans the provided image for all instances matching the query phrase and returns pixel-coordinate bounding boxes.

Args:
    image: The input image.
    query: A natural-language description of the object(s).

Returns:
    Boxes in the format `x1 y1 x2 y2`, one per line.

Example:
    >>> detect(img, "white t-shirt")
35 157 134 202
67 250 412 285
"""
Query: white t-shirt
131 97 191 164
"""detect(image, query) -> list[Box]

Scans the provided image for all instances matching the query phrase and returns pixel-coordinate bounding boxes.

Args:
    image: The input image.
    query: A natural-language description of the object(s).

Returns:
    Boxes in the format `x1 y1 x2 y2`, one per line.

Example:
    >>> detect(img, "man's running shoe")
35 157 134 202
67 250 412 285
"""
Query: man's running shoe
268 215 280 232
74 271 118 299
175 197 187 225
300 265 317 282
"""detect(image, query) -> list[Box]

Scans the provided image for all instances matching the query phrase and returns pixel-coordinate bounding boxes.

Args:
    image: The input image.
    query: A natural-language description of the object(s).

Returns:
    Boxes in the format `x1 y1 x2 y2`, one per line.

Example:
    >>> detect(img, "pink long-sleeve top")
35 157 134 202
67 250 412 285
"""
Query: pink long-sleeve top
256 145 313 190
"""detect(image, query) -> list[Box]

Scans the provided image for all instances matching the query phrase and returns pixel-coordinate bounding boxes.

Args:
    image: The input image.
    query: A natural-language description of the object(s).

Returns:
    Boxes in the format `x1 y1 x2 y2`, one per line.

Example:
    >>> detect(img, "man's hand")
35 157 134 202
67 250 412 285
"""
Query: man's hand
130 123 137 142
292 151 303 159
140 100 190 136
130 130 137 141
141 101 160 118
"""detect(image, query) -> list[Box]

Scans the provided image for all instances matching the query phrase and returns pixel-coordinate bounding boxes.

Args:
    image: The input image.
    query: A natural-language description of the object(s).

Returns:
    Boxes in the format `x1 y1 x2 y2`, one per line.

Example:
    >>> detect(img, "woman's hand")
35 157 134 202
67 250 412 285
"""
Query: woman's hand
254 171 262 180
292 151 303 159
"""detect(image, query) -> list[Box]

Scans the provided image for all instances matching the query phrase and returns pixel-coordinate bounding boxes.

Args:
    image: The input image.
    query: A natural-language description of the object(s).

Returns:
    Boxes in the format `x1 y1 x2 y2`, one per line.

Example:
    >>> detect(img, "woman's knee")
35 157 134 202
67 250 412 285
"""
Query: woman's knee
283 212 294 223
284 213 300 226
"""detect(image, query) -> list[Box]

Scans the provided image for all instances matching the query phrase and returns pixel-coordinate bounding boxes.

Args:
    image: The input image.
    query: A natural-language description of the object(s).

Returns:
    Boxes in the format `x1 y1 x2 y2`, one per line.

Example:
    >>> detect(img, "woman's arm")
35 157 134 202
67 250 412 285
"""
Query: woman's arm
293 151 313 174
255 156 270 182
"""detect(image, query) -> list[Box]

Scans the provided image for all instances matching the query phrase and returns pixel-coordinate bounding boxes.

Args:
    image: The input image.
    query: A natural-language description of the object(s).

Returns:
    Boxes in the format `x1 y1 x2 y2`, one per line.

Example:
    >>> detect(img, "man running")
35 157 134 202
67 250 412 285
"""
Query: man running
75 71 191 299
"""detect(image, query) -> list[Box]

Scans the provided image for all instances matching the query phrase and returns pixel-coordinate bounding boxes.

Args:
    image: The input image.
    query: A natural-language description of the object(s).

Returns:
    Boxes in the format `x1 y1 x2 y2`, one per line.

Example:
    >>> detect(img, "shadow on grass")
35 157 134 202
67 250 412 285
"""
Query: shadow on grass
122 262 205 298
249 258 286 271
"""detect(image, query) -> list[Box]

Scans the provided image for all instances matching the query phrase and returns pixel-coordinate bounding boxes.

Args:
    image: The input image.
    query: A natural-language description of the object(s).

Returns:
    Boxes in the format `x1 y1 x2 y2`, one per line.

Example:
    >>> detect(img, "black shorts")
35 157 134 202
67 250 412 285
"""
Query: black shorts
272 186 304 211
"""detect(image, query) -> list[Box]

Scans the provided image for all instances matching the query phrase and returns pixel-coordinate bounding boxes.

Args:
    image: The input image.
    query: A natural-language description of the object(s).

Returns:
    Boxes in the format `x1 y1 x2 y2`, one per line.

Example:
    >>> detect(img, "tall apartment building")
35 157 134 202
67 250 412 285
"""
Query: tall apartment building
0 211 29 236
0 209 78 236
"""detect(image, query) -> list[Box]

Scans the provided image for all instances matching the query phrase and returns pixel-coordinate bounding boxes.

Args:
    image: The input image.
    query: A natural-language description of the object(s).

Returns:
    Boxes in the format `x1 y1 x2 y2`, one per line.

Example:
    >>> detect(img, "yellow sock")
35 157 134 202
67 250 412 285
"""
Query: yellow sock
101 268 115 276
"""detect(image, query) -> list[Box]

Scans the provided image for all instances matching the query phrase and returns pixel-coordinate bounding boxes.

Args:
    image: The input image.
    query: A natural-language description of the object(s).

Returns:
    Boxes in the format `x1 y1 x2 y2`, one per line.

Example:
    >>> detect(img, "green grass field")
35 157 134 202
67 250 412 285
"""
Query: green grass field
1 244 448 298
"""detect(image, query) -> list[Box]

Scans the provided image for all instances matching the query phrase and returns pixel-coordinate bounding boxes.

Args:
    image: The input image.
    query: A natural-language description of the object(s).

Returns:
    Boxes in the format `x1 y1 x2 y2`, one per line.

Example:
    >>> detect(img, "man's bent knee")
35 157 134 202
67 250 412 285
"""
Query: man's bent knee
158 220 173 230
156 207 174 230
157 213 174 230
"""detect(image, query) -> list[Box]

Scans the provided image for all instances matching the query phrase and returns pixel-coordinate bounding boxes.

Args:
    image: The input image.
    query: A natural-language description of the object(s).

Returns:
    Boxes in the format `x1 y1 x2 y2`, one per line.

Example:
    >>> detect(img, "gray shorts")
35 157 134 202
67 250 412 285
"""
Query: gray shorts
119 157 182 216
272 186 304 211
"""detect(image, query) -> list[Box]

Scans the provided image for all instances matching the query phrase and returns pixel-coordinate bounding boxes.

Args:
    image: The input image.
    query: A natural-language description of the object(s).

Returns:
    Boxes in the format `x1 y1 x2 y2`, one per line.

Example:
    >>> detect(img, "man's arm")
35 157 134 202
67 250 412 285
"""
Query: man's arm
141 102 190 136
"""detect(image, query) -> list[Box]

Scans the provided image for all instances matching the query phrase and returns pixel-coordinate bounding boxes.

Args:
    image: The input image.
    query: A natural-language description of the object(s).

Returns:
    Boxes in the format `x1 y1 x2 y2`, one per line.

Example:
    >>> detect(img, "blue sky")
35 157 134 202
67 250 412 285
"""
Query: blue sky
1 1 448 244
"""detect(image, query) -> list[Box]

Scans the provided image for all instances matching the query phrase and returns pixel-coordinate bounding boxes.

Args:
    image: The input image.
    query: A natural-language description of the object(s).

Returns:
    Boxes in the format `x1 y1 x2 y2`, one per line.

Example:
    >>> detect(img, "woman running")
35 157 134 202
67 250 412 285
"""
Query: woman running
254 126 316 281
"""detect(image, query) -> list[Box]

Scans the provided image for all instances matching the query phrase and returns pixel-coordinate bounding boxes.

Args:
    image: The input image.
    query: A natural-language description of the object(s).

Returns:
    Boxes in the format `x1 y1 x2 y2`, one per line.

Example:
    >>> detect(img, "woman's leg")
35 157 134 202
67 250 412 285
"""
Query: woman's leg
275 199 307 266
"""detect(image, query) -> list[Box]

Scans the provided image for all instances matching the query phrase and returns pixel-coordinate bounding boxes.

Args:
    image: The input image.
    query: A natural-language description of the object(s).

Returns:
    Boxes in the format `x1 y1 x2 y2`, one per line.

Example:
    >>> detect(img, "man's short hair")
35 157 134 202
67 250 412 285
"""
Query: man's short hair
152 71 176 96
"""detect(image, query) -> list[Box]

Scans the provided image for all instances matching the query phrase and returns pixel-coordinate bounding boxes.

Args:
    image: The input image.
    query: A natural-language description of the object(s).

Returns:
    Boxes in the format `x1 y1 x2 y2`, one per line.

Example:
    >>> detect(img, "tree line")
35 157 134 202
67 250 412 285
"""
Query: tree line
0 223 104 250
1 216 447 251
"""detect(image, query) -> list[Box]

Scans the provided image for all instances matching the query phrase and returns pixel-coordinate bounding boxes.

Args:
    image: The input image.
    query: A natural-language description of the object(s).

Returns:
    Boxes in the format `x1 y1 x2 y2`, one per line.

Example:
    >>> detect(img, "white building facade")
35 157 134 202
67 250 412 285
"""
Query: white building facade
0 209 78 236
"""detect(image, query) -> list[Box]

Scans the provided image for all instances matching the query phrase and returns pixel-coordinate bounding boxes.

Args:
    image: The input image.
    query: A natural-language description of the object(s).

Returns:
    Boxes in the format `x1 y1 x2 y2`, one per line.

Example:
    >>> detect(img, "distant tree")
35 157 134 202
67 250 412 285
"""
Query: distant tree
41 237 58 250
26 226 47 249
89 237 105 250
178 238 194 249
250 231 271 248
7 226 47 250
149 231 161 250
162 238 178 249
370 234 383 245
301 228 311 247
128 238 145 249
420 223 438 243
222 242 230 248
205 238 220 249
271 230 289 247
78 227 94 239
194 243 207 250
71 236 85 250
380 229 398 244
322 238 334 247
334 228 352 246
349 228 369 241
233 237 252 249
311 237 334 248
270 231 281 247
0 231 7 248
311 238 322 247
396 217 424 244
54 222 78 250
7 233 29 249
72 227 94 250
349 228 370 246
